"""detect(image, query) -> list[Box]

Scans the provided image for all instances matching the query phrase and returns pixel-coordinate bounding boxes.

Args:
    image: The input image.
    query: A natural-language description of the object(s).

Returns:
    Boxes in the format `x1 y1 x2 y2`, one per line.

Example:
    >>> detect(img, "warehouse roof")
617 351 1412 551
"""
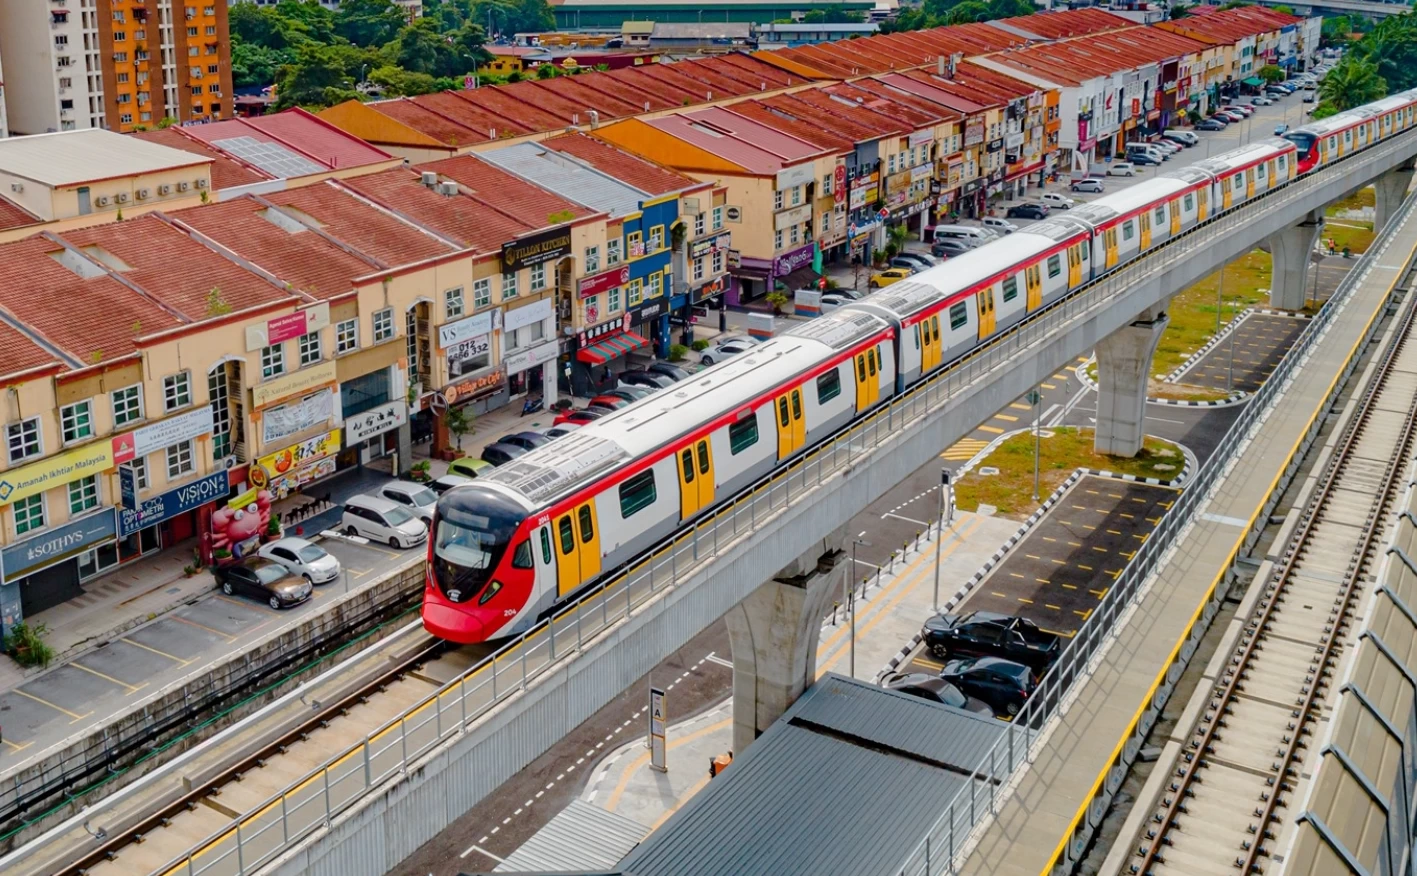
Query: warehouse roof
0 128 210 187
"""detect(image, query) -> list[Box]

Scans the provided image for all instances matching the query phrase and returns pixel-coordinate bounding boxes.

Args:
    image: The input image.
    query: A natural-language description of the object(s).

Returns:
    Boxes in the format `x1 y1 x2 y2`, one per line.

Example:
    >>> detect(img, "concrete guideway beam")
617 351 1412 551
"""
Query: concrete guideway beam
725 544 845 754
1376 159 1416 232
1094 304 1168 457
1269 208 1325 311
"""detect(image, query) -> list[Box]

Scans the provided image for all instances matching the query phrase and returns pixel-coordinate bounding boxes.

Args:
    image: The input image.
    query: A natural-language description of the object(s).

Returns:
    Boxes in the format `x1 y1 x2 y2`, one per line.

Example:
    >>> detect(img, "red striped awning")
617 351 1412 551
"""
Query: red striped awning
576 329 649 365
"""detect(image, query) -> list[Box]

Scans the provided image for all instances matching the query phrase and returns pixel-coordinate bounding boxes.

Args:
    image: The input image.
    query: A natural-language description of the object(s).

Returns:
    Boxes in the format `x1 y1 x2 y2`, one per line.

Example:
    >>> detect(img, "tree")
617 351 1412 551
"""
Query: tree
334 0 406 48
369 64 445 96
275 0 338 43
1310 103 1340 120
229 2 295 49
945 1 990 24
1318 56 1387 111
1356 14 1417 92
232 41 293 88
1272 4 1295 13
450 21 493 73
1258 64 1285 85
1169 3 1192 19
273 43 368 109
393 17 448 74
802 8 865 22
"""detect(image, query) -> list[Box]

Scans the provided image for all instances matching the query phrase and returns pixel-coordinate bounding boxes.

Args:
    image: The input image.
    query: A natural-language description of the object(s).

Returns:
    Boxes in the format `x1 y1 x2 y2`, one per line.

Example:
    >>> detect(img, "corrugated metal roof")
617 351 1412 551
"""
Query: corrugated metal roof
495 800 648 873
620 674 1010 876
479 143 647 218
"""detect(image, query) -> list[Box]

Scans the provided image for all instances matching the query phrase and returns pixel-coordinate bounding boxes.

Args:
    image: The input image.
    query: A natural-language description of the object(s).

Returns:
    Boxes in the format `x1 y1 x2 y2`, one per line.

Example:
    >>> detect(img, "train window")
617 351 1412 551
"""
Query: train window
817 368 842 403
779 397 790 427
1184 193 1194 211
1153 207 1165 225
857 356 867 382
578 506 595 543
697 440 710 475
949 302 967 330
619 470 657 518
729 416 759 455
512 540 534 569
1002 277 1018 302
790 390 803 420
1122 222 1134 241
540 529 552 565
867 349 877 377
913 324 921 349
931 316 940 342
1047 255 1061 279
680 449 695 484
558 516 574 554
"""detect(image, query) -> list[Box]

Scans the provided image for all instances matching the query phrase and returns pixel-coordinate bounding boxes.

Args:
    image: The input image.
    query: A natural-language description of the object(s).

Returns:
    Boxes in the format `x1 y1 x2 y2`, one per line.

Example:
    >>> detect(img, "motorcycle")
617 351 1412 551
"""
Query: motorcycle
521 396 544 416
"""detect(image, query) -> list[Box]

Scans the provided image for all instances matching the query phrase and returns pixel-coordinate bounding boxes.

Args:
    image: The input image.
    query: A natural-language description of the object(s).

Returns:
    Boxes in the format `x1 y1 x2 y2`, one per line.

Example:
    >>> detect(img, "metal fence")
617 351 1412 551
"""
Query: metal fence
153 130 1417 876
890 160 1417 876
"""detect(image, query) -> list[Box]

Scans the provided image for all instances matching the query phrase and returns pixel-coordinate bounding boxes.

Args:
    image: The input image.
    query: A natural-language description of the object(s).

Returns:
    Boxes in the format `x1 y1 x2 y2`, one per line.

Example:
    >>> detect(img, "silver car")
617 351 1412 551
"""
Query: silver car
699 335 760 366
257 537 342 585
380 480 439 524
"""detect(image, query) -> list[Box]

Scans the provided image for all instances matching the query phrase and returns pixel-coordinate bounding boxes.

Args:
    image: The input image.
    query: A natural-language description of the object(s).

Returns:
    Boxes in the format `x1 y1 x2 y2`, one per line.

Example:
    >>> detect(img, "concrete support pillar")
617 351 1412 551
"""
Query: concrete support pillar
1267 209 1324 311
1094 303 1168 458
725 544 845 755
395 420 412 476
1375 160 1416 232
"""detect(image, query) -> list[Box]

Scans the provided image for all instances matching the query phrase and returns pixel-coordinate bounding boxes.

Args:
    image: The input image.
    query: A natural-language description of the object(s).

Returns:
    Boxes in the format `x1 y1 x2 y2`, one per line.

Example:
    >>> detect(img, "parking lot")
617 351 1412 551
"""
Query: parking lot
1179 311 1310 393
897 476 1176 676
0 533 418 762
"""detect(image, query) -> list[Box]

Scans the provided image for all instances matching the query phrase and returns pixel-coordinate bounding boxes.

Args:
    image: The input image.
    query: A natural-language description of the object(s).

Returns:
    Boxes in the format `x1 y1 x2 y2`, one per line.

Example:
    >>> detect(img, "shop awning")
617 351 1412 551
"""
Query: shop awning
1242 77 1264 87
577 329 648 365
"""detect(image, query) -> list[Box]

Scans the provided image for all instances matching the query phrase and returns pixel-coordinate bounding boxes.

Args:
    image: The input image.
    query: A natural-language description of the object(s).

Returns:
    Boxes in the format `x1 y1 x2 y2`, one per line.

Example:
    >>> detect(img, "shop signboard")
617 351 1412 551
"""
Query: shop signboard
773 204 812 231
579 266 631 300
772 244 814 278
251 429 341 490
252 360 338 409
964 119 986 147
775 163 814 191
120 465 137 510
244 302 331 352
689 232 732 260
833 165 847 204
437 309 500 349
628 299 665 326
504 340 559 376
501 226 572 273
2 509 116 583
260 388 333 446
345 400 408 444
118 471 228 538
441 369 504 406
112 406 215 465
447 334 492 379
504 299 554 333
910 163 932 183
0 441 112 508
908 129 933 148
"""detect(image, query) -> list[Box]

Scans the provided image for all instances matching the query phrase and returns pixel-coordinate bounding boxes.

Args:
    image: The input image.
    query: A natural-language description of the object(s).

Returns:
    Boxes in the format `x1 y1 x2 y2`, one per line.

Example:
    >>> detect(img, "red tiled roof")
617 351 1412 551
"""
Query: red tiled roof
268 183 457 267
0 236 183 365
0 194 41 232
249 108 395 170
418 155 596 225
642 115 795 175
982 27 1209 86
598 67 698 108
775 90 913 140
707 54 804 89
171 196 383 299
457 87 569 134
995 9 1136 41
367 98 483 147
338 166 539 253
541 133 703 196
63 216 290 319
0 319 59 379
680 106 827 163
726 100 857 152
415 91 535 141
131 128 273 190
531 76 648 119
825 81 960 126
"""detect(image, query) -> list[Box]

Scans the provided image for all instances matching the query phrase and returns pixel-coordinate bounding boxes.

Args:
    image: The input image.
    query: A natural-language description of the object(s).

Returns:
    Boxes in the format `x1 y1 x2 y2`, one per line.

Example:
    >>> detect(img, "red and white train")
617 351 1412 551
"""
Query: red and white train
424 88 1417 644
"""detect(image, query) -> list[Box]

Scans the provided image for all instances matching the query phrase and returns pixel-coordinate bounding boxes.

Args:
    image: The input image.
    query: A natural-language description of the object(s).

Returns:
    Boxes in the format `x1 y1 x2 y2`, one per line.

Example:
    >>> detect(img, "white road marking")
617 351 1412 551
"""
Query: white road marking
884 512 929 526
706 653 734 668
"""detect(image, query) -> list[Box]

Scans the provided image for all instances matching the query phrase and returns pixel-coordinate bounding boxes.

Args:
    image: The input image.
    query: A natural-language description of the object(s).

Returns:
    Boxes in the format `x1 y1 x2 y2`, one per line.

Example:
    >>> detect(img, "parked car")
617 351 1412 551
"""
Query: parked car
217 557 313 610
831 287 866 300
542 423 582 440
447 457 493 479
1274 123 1290 136
1161 129 1198 146
1151 140 1182 155
931 237 977 258
1107 162 1138 176
553 408 608 427
257 537 342 585
1039 192 1075 210
886 256 920 274
647 361 692 382
893 251 939 270
939 657 1037 718
602 385 654 403
1216 110 1246 123
1195 119 1228 131
1070 177 1105 193
378 481 440 523
922 610 1062 673
1251 95 1274 106
341 494 428 549
494 431 555 453
1130 151 1162 166
930 224 998 245
881 673 993 714
869 267 914 289
587 395 632 412
699 335 760 366
620 369 676 389
820 293 853 313
1302 92 1316 103
479 442 529 467
1221 104 1253 117
1005 202 1049 220
980 216 1019 235
429 474 475 495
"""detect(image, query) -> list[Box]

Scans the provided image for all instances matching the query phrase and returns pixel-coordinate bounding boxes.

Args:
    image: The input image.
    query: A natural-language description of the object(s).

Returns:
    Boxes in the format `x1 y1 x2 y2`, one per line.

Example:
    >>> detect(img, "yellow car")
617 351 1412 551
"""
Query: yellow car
870 267 913 289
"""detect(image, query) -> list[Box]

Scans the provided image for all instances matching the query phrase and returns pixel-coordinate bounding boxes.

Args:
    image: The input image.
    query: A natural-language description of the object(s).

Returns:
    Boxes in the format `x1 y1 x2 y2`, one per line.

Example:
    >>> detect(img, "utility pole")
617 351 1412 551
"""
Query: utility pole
932 468 952 612
1030 388 1042 502
1227 297 1237 393
1215 262 1226 335
850 538 870 678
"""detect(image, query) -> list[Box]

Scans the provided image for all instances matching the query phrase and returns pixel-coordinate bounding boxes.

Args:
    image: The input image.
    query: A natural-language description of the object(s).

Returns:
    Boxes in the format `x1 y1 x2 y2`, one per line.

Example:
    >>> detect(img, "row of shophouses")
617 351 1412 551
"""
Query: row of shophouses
0 5 1319 629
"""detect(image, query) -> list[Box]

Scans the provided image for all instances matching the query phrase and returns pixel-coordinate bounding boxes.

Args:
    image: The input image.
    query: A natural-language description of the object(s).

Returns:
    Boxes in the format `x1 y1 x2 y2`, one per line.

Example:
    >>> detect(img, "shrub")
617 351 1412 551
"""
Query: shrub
5 622 54 668
766 291 790 314
669 343 689 361
691 339 710 351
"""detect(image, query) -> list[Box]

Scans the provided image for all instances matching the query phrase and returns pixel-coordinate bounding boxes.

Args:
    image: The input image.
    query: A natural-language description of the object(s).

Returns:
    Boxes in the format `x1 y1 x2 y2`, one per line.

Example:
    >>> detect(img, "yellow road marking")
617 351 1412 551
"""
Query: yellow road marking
995 414 1019 422
120 637 193 665
1041 383 1056 389
1018 597 1034 604
171 613 239 642
70 662 148 694
979 425 1005 434
1045 604 1061 611
914 657 945 670
1061 583 1078 590
2 737 30 752
1010 403 1031 411
1077 564 1093 571
13 689 91 722
1034 579 1049 585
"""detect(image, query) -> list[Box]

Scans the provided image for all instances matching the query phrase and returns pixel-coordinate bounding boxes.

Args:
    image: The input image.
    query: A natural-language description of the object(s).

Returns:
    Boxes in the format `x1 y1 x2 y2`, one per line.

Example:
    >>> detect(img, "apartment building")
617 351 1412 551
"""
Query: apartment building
0 0 233 135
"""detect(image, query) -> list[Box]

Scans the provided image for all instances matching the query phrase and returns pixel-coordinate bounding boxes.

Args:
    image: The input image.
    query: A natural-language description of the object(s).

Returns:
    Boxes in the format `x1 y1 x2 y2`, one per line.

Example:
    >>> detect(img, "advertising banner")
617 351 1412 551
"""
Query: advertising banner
579 266 631 300
503 299 553 333
501 227 572 273
112 406 215 465
447 334 492 379
772 244 814 278
251 429 341 490
118 471 228 538
261 388 333 446
0 442 112 507
437 309 500 350
252 360 338 409
3 509 116 582
244 302 330 352
345 401 408 443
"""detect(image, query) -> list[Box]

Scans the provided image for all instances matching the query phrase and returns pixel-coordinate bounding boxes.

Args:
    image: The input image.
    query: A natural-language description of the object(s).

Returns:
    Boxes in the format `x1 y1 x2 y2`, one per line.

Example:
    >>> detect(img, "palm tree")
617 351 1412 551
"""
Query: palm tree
1318 57 1387 112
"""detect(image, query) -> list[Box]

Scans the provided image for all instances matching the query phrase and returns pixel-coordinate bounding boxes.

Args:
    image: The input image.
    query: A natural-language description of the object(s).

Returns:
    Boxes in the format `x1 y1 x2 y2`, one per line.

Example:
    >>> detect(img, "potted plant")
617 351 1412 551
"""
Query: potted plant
766 290 790 315
262 514 282 543
410 460 433 482
212 547 234 568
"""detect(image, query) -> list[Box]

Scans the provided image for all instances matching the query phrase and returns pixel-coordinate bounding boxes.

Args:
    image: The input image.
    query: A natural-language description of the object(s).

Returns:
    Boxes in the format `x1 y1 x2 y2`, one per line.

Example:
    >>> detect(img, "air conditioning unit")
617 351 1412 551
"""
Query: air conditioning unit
223 456 237 470
195 178 207 189
95 195 111 206
158 183 171 195
437 181 458 196
177 181 190 192
420 171 437 187
115 192 129 203
135 188 150 200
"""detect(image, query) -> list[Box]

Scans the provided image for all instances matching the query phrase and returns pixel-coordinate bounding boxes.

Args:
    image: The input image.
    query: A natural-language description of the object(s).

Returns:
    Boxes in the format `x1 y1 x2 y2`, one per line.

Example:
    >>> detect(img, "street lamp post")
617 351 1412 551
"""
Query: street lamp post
932 468 953 612
1227 297 1237 393
1215 261 1226 335
850 537 871 678
1030 388 1042 502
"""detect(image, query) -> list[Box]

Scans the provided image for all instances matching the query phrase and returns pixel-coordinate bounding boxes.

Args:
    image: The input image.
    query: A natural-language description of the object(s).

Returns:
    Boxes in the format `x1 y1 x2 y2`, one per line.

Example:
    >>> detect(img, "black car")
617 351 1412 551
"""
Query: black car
620 370 676 389
603 385 655 402
479 442 529 467
1005 203 1049 220
939 657 1038 718
881 673 992 715
217 557 312 610
1195 118 1228 131
922 610 1061 673
931 237 978 258
495 431 554 452
1130 152 1162 166
647 361 691 382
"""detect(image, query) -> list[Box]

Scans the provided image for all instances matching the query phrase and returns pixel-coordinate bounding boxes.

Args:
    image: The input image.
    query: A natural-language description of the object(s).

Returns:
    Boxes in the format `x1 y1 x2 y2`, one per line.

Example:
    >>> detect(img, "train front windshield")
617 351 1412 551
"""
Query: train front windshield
432 498 521 604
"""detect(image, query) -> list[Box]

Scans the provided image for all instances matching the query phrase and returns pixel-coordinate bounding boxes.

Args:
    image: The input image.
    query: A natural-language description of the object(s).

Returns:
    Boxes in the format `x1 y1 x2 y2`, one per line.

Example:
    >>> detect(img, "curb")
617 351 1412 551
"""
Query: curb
1075 354 1249 408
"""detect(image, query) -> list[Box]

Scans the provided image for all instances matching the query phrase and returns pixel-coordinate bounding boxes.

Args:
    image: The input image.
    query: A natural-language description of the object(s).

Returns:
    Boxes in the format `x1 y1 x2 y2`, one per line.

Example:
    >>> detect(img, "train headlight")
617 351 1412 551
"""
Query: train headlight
478 580 503 605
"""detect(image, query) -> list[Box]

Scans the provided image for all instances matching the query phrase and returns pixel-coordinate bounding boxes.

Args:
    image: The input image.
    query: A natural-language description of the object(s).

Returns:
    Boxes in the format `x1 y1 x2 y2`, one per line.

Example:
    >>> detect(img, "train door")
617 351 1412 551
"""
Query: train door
1245 168 1256 199
1138 211 1152 250
1221 175 1233 211
677 440 715 520
1197 187 1209 222
554 501 600 594
1169 200 1181 236
775 387 806 458
535 524 558 600
1266 160 1277 189
1066 248 1081 288
919 316 941 372
976 287 996 339
1103 228 1119 269
1026 265 1043 309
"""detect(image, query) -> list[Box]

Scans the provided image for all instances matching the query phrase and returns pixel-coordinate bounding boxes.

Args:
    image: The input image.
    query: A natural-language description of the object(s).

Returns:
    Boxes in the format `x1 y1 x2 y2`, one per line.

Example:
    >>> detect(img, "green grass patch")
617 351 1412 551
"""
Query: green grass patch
1324 221 1375 255
1150 250 1271 381
955 427 1183 521
1326 186 1374 214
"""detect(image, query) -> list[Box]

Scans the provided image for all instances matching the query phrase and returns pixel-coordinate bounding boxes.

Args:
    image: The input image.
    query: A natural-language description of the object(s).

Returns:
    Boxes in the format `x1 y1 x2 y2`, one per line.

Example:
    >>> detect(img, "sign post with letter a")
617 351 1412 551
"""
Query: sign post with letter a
648 685 667 772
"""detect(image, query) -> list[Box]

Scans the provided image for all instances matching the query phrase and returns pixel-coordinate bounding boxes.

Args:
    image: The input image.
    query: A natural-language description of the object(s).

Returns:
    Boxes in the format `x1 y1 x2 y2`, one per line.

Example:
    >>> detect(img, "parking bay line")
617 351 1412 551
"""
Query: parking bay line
2 737 32 753
70 661 148 695
12 688 92 723
170 613 240 643
119 636 194 665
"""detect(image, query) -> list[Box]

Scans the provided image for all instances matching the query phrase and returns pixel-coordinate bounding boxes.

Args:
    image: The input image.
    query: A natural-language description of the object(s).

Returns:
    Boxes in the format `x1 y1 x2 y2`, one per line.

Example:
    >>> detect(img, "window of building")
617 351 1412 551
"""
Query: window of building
261 343 284 378
112 31 124 41
584 245 600 274
693 257 705 281
373 307 394 342
791 186 801 206
186 26 197 36
208 64 219 74
166 440 194 479
949 302 968 330
7 417 41 463
111 384 143 426
628 278 643 307
618 470 657 517
649 272 662 298
606 237 622 265
712 250 724 274
190 85 202 96
124 456 149 491
774 229 784 251
821 213 831 234
13 495 44 536
817 369 841 404
69 475 99 515
473 278 491 308
444 286 464 319
626 231 643 257
336 318 358 354
712 206 724 230
502 272 518 300
205 25 215 35
694 213 705 236
298 331 321 366
774 189 784 211
789 224 800 246
530 263 547 291
164 371 191 411
821 173 832 195
729 416 758 455
608 287 620 312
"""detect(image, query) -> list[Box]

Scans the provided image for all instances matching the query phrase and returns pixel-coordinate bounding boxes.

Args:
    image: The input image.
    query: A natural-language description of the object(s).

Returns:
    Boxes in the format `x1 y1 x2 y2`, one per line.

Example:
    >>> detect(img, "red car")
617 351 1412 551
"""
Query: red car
588 395 631 411
553 408 608 427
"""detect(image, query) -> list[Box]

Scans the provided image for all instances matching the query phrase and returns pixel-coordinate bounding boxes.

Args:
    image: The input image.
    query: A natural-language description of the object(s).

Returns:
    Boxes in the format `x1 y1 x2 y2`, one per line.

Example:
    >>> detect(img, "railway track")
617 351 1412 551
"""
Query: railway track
53 634 494 876
1130 291 1417 875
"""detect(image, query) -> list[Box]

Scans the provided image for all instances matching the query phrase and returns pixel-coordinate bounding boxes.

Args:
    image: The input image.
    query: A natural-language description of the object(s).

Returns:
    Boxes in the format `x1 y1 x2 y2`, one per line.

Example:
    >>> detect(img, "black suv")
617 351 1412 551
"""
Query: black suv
1005 202 1049 220
922 611 1061 673
940 656 1038 718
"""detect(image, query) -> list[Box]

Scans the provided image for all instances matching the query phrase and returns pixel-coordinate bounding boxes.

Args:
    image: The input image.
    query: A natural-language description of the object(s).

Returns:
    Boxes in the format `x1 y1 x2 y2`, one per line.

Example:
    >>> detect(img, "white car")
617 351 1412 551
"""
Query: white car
820 293 852 313
257 537 342 585
699 335 760 366
379 480 439 524
341 494 428 549
1107 162 1136 177
1152 139 1182 154
1038 192 1075 210
980 216 1018 235
1251 95 1274 106
1070 177 1105 193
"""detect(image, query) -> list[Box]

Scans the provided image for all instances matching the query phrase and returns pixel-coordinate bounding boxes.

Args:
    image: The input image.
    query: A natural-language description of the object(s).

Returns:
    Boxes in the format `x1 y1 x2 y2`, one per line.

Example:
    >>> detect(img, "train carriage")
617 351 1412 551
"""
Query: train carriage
1285 88 1417 173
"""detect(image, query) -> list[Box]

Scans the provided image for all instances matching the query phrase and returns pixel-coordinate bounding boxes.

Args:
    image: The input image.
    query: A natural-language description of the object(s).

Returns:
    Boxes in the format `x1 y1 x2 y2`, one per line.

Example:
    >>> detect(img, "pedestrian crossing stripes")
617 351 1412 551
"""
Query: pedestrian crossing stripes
942 438 989 461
